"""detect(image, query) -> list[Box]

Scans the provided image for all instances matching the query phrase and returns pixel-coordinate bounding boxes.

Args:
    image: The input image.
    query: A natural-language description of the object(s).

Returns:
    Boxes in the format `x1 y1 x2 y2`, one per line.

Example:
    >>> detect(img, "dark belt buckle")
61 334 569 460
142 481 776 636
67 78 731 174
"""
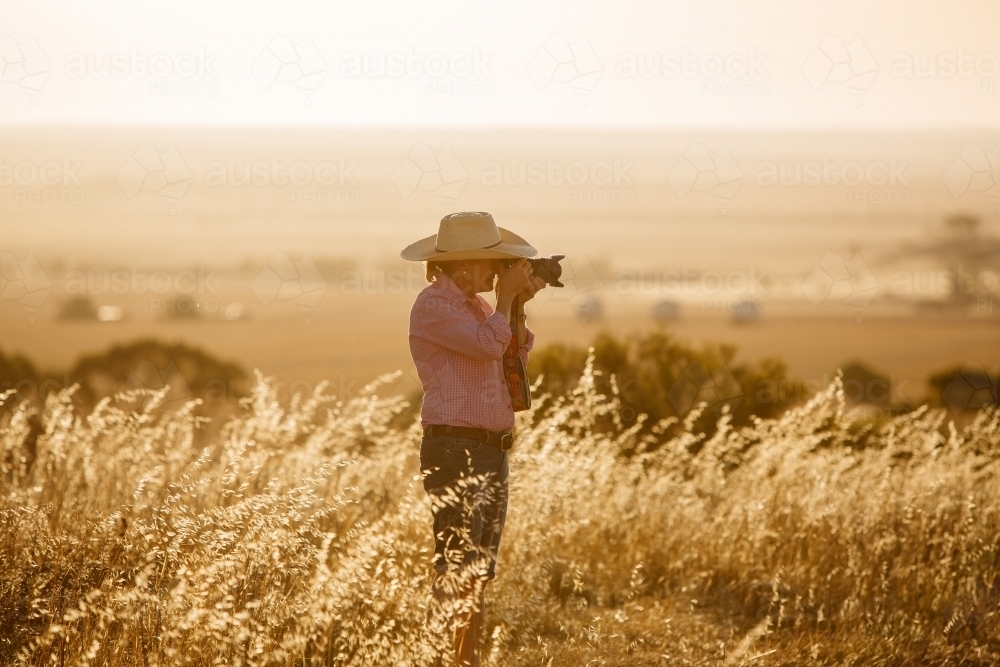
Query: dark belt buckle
498 432 513 451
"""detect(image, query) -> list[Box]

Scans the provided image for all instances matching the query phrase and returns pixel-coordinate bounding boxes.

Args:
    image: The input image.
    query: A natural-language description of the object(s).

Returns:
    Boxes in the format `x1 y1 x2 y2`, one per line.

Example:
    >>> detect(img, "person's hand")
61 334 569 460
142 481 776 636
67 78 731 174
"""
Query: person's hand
496 258 532 303
519 275 547 302
494 259 533 320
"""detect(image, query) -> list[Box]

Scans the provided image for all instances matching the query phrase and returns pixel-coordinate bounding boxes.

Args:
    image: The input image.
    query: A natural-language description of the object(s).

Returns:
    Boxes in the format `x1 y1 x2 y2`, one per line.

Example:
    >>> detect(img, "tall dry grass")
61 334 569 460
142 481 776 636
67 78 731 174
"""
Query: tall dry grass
2 351 1000 666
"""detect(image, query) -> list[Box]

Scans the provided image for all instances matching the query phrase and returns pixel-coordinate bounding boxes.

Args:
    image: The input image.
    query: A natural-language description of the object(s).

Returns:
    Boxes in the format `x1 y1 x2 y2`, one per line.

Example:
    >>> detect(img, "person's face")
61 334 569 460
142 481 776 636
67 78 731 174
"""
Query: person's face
451 258 501 296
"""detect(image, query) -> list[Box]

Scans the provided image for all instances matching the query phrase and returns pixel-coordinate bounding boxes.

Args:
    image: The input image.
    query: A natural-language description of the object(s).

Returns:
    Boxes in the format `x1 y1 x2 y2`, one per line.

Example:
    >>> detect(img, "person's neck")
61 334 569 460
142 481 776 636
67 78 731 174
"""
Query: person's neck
442 272 477 301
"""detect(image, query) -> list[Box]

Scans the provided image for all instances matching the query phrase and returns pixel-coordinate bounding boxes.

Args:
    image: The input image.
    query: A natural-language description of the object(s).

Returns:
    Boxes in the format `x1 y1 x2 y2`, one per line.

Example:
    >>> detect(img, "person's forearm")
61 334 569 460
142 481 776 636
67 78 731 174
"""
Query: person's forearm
496 291 514 320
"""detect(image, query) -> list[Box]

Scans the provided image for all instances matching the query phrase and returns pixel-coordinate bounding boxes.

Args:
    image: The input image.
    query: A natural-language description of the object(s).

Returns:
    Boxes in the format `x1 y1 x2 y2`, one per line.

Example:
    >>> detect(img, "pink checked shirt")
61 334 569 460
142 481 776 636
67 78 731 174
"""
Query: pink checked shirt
408 272 535 432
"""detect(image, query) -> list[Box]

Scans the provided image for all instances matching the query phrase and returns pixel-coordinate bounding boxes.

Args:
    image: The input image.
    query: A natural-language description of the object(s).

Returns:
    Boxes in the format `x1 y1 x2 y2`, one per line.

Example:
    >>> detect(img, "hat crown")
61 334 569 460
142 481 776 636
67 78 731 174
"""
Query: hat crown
434 212 503 252
399 211 536 261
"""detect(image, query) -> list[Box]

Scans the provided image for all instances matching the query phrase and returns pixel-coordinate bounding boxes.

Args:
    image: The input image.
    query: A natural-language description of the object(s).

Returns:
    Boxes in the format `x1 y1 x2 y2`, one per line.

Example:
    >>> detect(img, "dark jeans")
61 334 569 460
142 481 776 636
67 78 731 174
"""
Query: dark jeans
419 432 509 580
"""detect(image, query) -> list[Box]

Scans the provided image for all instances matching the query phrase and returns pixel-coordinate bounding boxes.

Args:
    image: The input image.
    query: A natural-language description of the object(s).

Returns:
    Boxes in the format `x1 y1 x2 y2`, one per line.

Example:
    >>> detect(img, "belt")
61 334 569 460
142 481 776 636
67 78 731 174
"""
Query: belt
425 424 514 451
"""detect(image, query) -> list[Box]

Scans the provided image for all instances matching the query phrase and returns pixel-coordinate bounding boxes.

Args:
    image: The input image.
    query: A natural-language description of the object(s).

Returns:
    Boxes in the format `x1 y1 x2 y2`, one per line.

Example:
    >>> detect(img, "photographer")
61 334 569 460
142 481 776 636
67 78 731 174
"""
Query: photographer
401 211 547 667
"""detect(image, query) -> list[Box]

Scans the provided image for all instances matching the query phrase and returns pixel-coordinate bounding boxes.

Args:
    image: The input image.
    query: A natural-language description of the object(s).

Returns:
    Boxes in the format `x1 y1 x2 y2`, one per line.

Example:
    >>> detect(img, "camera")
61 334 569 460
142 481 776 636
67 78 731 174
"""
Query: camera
504 254 565 288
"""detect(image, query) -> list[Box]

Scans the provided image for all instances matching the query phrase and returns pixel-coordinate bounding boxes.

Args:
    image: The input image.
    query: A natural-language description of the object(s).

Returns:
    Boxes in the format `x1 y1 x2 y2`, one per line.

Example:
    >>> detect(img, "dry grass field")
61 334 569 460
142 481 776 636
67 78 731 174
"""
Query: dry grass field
2 126 997 665
3 353 1000 666
4 2 999 663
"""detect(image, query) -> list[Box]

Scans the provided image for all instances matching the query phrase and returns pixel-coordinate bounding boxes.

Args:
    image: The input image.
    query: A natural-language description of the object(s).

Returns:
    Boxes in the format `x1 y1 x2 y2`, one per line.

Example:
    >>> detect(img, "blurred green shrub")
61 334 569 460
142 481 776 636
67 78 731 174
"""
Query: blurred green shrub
927 363 999 414
0 339 247 415
528 328 793 441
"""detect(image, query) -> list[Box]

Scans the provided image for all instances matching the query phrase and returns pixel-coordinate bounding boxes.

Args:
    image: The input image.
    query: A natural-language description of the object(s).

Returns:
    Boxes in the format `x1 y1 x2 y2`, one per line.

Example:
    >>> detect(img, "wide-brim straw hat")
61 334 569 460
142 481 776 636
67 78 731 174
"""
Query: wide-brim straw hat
400 211 537 262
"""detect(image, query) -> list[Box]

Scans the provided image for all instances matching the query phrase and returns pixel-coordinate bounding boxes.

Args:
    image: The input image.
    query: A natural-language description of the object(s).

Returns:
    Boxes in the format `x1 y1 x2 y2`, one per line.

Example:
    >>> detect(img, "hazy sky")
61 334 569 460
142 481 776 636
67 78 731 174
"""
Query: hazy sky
3 0 1000 128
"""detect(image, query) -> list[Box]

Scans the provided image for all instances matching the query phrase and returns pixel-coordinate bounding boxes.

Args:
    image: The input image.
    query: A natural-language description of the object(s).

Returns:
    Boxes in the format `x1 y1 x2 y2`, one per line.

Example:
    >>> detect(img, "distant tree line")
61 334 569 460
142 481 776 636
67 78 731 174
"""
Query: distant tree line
1 334 994 434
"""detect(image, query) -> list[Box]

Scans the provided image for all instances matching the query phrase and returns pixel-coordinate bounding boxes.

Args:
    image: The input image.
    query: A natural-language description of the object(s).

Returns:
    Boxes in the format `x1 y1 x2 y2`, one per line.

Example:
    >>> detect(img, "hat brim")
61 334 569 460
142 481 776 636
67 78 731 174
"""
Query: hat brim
400 226 537 261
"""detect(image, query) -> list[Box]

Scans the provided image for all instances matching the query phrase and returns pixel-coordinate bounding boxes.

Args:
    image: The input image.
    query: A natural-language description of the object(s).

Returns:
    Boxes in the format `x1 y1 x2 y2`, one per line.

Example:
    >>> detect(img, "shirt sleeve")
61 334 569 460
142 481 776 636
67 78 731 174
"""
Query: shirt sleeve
412 296 512 361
